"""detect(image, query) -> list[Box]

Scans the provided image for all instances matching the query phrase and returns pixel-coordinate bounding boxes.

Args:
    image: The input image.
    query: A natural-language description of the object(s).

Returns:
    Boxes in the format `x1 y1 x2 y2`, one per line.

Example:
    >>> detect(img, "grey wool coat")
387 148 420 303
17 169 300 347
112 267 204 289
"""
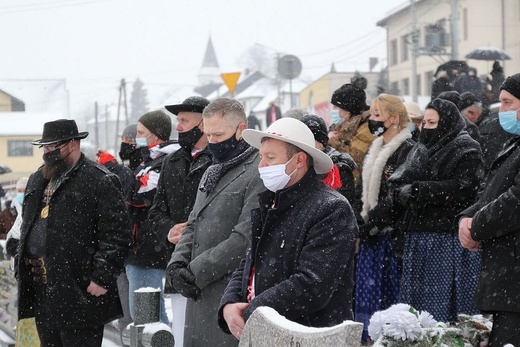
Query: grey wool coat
168 150 264 347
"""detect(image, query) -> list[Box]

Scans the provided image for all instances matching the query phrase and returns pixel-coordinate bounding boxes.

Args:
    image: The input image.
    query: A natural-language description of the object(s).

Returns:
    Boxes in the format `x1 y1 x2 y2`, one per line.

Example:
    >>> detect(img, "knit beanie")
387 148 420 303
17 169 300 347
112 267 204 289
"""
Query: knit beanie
459 92 481 111
331 75 369 114
500 73 520 100
300 114 329 148
122 123 137 141
138 110 172 141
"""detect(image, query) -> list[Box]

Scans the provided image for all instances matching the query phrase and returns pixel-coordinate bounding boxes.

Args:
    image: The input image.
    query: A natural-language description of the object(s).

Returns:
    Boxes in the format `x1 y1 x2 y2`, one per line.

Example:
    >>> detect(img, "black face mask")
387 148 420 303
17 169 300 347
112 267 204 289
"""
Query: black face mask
178 125 204 151
119 142 142 169
43 148 65 166
419 128 439 147
368 120 388 136
208 133 240 162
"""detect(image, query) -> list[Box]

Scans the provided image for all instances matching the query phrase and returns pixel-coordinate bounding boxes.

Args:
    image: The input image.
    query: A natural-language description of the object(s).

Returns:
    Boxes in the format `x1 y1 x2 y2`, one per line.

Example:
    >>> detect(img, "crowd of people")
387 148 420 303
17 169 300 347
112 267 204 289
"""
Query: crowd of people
3 71 520 347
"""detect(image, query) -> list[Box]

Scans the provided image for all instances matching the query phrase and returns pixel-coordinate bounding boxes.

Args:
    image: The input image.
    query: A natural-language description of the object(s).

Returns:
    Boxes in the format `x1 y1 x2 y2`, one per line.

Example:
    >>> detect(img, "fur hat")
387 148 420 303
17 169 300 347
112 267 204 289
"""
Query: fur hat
138 110 172 141
300 114 329 148
331 75 369 114
500 73 520 100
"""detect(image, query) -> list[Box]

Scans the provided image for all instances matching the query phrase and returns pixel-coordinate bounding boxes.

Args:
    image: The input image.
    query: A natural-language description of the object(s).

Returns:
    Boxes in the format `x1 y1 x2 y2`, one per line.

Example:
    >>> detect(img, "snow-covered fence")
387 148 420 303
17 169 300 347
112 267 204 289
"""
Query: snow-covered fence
122 287 174 347
239 306 363 347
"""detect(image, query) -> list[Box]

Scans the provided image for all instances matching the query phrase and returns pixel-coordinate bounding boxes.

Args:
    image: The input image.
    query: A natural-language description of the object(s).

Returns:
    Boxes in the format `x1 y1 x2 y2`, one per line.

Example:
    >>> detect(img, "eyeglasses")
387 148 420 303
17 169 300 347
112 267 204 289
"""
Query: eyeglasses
39 141 69 152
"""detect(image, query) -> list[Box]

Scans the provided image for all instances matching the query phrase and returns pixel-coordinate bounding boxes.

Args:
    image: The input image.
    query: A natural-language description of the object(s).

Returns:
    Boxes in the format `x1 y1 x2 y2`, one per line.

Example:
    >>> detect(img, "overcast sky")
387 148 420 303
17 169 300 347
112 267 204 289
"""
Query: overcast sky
0 0 407 113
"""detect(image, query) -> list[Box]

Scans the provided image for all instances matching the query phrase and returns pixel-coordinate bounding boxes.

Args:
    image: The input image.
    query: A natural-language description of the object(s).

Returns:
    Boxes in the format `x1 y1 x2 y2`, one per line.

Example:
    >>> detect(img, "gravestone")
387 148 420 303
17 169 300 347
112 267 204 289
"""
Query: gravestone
238 306 363 347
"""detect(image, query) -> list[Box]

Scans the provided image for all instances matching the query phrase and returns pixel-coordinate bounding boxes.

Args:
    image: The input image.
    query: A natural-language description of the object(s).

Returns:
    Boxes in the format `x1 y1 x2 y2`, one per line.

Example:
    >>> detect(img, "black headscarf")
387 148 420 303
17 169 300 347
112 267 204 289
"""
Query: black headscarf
420 98 465 154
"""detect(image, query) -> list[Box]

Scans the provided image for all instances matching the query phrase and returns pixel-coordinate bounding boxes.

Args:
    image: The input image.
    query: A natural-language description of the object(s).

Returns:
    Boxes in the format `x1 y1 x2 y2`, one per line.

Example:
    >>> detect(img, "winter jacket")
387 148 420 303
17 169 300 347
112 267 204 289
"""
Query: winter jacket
475 107 513 173
218 169 358 331
125 141 180 269
17 154 132 329
328 112 375 183
323 145 356 203
388 99 484 233
457 136 520 313
431 77 452 100
358 129 415 230
148 147 212 293
168 150 264 347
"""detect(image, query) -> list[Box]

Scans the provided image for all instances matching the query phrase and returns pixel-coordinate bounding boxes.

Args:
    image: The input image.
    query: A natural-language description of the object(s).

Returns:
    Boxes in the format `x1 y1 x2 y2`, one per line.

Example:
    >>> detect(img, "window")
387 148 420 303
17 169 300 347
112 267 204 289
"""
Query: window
416 74 421 96
390 39 398 66
425 71 434 96
401 35 409 62
463 8 468 40
8 140 33 156
390 82 399 95
402 78 410 96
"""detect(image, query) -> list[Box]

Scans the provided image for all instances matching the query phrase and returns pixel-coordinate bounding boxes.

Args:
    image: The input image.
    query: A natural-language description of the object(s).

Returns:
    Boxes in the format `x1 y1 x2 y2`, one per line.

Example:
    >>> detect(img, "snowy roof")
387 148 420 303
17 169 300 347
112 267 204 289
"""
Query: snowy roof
0 79 69 115
0 112 71 136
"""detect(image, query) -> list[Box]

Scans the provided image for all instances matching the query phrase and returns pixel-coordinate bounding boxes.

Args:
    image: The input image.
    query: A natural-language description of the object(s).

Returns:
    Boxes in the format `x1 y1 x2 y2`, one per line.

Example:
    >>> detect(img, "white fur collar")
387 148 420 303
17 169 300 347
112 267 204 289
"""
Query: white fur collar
361 128 412 222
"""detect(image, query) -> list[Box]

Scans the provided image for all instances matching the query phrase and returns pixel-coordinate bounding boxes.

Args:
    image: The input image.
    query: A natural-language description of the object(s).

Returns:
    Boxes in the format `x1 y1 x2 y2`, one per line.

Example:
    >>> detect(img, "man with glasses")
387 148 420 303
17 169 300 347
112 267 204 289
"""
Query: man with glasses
17 119 131 347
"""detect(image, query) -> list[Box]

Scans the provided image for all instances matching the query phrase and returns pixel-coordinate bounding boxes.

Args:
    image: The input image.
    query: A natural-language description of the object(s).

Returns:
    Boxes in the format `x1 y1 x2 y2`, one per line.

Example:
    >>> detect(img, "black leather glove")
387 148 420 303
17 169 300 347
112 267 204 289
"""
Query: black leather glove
358 223 380 244
397 184 418 206
168 266 201 299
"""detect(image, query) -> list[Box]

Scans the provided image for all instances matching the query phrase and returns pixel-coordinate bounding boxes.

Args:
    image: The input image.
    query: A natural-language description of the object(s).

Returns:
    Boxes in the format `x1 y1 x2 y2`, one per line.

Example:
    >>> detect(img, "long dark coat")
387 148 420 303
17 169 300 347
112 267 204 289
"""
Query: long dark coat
218 170 358 331
458 136 520 313
475 107 513 172
17 155 131 329
148 147 212 292
324 145 356 203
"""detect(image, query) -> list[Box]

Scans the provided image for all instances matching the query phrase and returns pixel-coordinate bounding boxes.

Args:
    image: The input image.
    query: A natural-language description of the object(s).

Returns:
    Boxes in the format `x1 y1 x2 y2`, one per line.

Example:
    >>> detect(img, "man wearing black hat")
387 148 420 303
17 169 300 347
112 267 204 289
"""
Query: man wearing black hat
124 109 180 325
148 96 212 346
458 73 520 346
328 75 375 183
459 91 513 172
17 119 131 346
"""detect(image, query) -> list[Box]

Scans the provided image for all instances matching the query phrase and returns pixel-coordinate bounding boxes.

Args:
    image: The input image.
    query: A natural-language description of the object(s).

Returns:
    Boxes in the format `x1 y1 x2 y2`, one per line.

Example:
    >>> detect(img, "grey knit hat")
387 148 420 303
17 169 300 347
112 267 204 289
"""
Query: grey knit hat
121 123 137 141
138 110 172 141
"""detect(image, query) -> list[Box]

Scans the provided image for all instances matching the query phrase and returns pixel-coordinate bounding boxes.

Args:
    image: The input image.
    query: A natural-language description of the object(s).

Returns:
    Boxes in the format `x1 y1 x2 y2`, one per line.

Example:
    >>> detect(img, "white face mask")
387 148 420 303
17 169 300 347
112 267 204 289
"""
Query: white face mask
258 156 297 192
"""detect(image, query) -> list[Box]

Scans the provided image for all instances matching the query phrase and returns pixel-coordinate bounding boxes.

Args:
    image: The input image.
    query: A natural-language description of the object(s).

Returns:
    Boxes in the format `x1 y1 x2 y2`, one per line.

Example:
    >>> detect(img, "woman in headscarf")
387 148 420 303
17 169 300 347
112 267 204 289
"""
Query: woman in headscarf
388 98 484 323
354 94 415 342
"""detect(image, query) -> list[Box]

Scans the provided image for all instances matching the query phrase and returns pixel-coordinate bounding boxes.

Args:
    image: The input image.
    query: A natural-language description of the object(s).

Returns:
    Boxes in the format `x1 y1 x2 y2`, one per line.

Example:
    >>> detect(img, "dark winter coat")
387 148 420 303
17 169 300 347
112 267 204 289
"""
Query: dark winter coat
324 145 356 203
475 107 513 173
125 141 180 269
357 129 415 230
102 160 134 194
17 155 131 329
458 136 520 313
431 77 452 100
148 147 212 293
218 170 358 332
388 99 484 233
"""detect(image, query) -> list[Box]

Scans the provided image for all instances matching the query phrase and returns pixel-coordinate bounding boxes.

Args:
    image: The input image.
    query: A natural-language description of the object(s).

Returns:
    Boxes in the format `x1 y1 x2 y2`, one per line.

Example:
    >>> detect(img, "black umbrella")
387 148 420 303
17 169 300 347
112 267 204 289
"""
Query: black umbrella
435 60 469 76
0 164 12 175
465 46 511 61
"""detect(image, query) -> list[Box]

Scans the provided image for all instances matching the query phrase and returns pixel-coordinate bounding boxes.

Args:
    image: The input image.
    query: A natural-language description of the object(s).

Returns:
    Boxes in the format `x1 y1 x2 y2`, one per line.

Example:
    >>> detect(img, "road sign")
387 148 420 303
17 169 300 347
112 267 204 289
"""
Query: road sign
277 54 302 80
221 72 241 94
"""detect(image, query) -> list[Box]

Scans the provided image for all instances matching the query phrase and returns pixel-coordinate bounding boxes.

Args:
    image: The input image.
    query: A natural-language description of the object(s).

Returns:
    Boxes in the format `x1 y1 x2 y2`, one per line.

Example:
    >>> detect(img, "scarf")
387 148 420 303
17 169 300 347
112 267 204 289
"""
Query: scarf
199 140 256 193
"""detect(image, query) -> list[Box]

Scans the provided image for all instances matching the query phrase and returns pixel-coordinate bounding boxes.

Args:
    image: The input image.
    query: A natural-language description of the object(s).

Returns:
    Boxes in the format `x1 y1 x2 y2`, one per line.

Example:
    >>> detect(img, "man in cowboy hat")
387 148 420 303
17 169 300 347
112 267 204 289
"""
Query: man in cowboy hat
218 117 358 341
17 119 131 346
148 95 213 346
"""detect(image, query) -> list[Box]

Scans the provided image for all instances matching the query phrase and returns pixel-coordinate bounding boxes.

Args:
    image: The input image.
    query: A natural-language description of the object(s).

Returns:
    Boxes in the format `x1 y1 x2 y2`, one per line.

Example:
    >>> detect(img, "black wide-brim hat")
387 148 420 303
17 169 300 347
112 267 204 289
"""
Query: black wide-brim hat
165 96 210 115
31 119 89 145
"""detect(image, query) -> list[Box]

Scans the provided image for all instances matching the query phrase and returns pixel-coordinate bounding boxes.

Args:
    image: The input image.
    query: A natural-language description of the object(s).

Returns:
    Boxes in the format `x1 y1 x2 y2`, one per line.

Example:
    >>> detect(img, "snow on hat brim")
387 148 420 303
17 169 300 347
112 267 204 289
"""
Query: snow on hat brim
242 118 333 174
500 73 520 100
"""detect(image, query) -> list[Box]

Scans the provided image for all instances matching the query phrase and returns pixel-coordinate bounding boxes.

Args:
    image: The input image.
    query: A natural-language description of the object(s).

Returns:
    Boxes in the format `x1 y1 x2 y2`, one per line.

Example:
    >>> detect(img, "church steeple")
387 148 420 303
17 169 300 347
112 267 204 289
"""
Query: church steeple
198 36 221 85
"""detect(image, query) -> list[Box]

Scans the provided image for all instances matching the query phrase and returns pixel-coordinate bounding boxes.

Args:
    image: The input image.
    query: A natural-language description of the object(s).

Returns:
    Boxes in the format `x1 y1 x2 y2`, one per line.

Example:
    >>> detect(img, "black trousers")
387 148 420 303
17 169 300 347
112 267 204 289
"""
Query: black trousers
33 285 105 347
488 311 520 347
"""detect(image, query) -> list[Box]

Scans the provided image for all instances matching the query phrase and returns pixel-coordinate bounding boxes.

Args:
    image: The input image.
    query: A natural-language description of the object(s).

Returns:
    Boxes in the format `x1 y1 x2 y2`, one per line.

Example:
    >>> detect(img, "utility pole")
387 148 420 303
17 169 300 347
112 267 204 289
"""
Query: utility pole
451 0 460 60
114 79 127 154
94 102 99 149
411 0 418 102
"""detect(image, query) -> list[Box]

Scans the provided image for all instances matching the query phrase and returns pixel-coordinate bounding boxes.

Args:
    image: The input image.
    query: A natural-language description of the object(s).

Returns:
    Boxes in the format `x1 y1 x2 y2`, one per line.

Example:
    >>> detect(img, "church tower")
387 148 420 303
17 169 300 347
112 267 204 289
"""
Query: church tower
198 36 221 86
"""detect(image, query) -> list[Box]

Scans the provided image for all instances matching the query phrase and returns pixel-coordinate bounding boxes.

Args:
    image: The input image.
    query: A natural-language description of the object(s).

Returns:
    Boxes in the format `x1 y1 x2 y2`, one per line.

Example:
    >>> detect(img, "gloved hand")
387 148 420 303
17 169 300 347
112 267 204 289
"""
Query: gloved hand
397 184 418 206
358 222 380 244
168 266 201 299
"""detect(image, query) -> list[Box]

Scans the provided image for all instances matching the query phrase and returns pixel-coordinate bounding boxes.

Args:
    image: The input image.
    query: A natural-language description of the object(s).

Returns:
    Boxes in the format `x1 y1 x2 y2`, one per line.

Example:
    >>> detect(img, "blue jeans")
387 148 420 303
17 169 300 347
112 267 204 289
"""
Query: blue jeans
125 264 169 324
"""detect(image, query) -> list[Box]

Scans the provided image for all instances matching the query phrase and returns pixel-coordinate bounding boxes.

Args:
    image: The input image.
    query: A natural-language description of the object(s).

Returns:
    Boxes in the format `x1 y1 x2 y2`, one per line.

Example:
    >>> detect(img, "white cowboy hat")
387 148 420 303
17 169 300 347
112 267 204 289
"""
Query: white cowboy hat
242 117 333 174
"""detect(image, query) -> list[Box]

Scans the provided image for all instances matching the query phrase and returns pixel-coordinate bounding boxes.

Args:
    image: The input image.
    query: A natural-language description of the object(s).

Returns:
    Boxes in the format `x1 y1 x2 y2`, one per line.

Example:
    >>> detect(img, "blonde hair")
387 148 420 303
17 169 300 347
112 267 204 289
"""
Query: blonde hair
370 94 410 128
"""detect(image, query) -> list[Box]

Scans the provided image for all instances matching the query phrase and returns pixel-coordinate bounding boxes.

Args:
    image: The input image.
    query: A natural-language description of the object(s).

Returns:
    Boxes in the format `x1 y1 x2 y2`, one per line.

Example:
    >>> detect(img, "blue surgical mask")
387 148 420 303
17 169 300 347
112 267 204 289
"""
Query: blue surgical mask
407 122 416 132
16 192 24 204
135 134 151 148
330 109 343 125
499 108 520 135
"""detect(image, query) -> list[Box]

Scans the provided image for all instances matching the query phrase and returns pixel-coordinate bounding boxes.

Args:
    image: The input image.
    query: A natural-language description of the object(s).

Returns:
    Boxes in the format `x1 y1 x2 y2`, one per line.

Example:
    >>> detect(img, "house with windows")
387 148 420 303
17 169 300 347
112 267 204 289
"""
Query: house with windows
0 79 70 188
377 0 520 99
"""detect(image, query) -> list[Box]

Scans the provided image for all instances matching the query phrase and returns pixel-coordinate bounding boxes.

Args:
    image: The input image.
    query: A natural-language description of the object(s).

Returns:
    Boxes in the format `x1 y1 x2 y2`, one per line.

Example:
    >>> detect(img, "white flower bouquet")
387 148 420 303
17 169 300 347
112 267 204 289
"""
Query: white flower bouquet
368 304 492 347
